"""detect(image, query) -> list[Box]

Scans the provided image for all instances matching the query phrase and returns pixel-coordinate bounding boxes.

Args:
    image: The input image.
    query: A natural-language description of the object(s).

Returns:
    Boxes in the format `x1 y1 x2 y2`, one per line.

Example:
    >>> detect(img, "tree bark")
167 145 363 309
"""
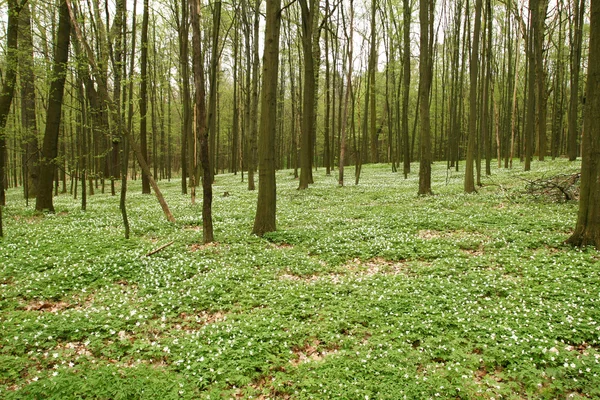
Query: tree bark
190 0 214 243
368 0 378 164
253 0 281 235
339 0 353 187
36 0 71 212
0 0 24 235
298 0 316 189
567 0 600 249
402 0 411 178
568 0 585 161
418 0 433 195
139 0 151 194
18 3 39 200
465 0 482 193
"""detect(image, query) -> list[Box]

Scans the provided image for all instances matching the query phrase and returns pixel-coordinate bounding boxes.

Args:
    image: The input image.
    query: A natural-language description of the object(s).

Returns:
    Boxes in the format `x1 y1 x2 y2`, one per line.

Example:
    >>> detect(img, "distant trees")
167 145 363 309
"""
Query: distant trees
0 0 595 239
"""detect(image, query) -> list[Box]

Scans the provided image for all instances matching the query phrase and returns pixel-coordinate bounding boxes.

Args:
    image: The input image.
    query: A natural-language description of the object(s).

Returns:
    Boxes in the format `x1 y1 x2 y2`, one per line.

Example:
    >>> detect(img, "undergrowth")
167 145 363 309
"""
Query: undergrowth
1 159 599 399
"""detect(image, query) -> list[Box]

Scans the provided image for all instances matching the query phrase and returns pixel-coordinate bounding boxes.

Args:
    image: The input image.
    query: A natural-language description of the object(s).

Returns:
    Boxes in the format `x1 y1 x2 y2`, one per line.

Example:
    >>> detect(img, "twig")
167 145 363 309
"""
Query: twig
145 241 175 257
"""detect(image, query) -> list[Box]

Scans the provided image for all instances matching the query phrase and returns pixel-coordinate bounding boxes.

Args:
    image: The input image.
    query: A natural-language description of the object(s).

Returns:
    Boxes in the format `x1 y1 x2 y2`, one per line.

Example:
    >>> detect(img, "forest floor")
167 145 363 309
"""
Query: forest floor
1 159 599 399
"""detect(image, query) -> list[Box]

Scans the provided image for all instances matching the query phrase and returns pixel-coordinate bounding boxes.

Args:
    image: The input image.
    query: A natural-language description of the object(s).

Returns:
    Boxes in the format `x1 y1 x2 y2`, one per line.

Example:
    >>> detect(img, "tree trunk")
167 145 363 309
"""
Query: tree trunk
418 0 433 195
67 0 175 223
524 1 536 171
247 0 260 191
36 0 71 212
176 0 190 194
190 0 214 243
568 0 585 161
567 0 600 249
465 0 482 193
535 0 548 161
368 0 378 164
18 3 39 200
0 0 22 235
139 0 151 194
339 1 353 187
253 0 281 236
298 0 316 189
402 0 411 178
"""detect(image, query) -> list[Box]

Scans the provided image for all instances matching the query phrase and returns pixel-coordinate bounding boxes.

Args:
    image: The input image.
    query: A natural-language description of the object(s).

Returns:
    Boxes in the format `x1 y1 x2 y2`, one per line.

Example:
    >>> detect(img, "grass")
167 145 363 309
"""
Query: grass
1 159 599 399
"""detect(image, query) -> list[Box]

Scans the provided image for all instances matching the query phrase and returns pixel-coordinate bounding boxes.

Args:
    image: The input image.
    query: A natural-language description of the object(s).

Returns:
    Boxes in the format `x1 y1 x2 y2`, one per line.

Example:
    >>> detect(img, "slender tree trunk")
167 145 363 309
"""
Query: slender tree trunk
190 0 214 243
116 0 129 238
0 0 22 235
536 0 549 161
67 0 175 223
298 0 316 189
418 0 433 195
465 0 482 193
139 0 151 193
178 0 190 193
369 0 378 163
402 0 411 178
324 0 331 175
524 1 536 171
339 1 353 187
18 3 39 200
568 0 585 161
248 0 260 191
231 3 239 175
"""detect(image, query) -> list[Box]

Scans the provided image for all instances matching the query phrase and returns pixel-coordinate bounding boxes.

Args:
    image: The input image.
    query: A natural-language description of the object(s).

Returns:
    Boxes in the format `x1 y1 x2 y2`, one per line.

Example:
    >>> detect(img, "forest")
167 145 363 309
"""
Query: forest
1 0 600 397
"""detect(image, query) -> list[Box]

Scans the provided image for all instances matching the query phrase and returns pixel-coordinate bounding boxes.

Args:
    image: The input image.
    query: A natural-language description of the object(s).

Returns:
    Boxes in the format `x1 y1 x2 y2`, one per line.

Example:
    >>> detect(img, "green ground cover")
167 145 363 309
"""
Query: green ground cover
1 160 599 399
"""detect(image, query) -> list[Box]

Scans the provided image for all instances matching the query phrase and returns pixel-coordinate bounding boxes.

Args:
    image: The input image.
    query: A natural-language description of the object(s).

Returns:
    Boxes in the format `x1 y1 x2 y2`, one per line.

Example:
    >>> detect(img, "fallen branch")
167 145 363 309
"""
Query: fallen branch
522 173 581 202
145 241 175 257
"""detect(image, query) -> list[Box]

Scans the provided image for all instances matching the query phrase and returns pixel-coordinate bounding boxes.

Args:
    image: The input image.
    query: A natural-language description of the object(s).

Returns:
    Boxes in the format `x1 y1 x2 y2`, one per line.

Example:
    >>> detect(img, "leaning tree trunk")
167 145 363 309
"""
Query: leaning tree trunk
36 0 71 212
567 0 600 249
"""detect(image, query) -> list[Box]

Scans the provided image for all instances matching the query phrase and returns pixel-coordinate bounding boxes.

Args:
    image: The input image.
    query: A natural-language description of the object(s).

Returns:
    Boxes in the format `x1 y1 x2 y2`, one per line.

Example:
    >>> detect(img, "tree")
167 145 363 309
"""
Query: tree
253 0 281 235
139 0 151 194
18 2 39 200
368 0 378 164
568 0 586 161
67 0 175 224
190 0 215 243
418 0 433 195
0 0 24 235
465 0 483 193
338 0 353 187
402 0 411 178
567 0 600 249
298 0 316 189
36 0 71 212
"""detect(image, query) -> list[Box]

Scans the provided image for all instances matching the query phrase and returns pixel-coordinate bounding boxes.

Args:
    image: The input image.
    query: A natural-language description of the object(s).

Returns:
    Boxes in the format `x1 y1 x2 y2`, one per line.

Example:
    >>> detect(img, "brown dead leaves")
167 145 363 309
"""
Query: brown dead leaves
290 338 338 366
279 257 412 284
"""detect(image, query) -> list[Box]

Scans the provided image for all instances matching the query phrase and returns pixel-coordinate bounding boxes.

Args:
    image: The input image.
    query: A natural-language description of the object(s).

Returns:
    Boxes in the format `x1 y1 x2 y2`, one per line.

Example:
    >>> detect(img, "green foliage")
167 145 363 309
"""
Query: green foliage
1 160 599 399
